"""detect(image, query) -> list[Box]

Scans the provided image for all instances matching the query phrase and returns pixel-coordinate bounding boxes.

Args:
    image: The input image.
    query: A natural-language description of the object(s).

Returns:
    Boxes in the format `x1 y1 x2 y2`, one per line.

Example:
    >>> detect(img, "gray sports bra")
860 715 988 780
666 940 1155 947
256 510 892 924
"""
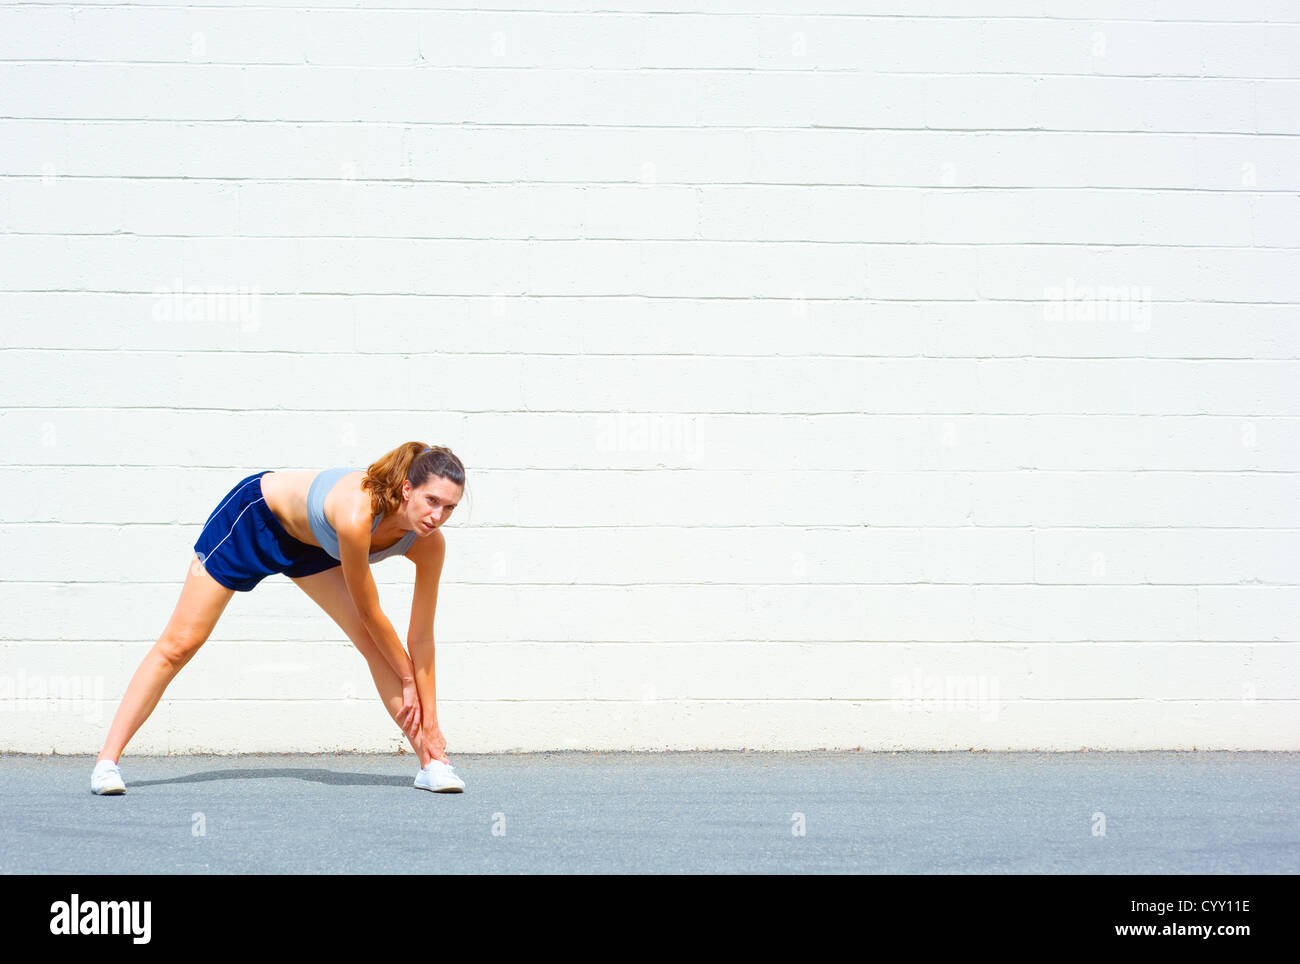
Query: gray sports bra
306 467 417 562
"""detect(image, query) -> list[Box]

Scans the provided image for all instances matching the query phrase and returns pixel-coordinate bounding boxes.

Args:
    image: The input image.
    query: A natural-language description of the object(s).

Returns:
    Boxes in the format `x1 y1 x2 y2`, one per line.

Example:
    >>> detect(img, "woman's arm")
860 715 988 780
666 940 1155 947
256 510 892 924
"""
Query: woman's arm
407 530 447 753
337 518 418 688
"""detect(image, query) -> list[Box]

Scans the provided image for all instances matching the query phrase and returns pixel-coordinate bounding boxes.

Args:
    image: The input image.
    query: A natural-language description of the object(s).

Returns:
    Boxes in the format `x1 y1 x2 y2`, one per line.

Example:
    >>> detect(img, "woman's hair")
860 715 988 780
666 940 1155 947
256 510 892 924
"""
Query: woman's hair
361 442 467 522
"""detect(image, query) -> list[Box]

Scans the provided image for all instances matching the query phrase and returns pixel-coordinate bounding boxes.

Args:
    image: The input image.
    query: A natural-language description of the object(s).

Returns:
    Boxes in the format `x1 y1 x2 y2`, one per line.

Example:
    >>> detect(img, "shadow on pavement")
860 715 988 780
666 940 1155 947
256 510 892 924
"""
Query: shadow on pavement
126 767 411 788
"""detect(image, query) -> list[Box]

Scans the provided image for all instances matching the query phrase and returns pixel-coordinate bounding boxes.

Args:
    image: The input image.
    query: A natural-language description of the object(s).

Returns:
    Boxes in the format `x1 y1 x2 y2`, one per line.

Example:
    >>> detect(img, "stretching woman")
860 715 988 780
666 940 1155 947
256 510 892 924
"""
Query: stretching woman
90 442 467 795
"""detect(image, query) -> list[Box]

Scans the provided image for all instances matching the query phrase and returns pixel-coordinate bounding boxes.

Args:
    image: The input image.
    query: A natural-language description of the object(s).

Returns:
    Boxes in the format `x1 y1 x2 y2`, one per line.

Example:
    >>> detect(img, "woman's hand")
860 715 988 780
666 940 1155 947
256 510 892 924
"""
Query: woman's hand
397 678 422 741
424 722 449 763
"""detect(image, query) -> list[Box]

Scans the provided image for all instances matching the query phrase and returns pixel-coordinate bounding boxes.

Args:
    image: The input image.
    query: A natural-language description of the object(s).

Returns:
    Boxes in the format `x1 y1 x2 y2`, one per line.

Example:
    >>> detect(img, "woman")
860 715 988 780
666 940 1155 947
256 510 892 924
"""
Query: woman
90 442 468 795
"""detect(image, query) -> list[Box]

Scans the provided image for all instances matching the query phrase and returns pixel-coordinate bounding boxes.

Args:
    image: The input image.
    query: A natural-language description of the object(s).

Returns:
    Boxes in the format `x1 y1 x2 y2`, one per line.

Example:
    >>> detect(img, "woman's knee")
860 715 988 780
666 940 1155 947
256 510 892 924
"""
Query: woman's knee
154 630 206 670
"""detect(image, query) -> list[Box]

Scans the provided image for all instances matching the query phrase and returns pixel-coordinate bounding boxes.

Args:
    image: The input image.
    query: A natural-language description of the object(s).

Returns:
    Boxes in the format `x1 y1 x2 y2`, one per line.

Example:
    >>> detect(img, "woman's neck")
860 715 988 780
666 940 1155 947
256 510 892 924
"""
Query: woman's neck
372 514 408 543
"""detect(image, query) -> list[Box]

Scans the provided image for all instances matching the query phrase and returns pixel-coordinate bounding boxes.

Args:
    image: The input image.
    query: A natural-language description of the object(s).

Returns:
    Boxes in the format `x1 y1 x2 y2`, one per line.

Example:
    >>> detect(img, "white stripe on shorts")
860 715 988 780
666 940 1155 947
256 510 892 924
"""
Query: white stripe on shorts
200 497 266 568
199 474 263 535
195 474 265 564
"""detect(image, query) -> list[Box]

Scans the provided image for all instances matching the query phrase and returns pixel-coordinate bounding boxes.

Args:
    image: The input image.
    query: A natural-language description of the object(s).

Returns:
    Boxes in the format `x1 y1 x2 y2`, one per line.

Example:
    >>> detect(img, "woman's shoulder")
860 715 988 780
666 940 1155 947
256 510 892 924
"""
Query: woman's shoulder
328 469 382 533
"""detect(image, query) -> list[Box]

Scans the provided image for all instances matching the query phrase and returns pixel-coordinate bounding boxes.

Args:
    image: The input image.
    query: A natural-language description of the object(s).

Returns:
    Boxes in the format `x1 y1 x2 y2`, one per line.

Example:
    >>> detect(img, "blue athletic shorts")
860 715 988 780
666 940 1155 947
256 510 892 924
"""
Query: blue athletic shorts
193 470 341 591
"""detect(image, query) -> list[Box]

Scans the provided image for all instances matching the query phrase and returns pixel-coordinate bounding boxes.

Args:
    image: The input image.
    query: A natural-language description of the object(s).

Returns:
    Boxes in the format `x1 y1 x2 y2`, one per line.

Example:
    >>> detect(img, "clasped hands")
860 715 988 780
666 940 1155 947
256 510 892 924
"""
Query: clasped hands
399 677 449 763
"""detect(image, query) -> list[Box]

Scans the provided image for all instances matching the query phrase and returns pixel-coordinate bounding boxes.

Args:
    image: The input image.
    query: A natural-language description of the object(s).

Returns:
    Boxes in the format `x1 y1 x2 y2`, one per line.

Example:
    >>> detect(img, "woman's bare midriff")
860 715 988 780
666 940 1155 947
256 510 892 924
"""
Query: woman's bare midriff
260 469 404 553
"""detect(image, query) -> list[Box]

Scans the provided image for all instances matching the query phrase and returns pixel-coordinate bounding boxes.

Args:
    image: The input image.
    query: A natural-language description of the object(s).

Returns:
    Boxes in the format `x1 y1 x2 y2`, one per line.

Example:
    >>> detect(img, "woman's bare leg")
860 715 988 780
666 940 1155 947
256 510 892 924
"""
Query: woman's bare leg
290 566 434 767
97 553 235 763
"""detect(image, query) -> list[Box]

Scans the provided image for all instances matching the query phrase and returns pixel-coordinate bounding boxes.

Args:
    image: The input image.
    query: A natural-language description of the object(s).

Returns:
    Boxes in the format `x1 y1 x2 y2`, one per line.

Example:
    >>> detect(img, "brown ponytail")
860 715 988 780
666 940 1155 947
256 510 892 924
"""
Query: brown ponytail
361 442 467 522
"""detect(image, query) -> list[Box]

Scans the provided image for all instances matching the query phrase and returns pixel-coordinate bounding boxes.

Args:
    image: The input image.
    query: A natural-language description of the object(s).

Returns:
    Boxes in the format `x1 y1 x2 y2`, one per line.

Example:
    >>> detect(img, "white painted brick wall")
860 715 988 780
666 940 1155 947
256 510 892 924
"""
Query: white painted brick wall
1 1 1296 754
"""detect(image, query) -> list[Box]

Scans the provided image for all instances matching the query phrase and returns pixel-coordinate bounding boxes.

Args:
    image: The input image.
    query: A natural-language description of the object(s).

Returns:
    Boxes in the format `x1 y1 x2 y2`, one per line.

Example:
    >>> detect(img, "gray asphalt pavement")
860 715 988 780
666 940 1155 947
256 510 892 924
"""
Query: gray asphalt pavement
2 751 1296 874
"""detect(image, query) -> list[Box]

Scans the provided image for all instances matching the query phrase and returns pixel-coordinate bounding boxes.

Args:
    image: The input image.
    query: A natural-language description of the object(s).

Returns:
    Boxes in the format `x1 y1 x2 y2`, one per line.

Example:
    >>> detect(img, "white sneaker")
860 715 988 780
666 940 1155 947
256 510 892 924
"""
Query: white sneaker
91 759 125 795
413 758 465 793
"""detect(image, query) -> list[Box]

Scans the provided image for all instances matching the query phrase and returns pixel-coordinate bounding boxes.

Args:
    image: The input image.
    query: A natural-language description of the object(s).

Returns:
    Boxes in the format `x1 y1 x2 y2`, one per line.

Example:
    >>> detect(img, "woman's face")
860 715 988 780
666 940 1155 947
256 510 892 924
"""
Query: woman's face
404 476 462 533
